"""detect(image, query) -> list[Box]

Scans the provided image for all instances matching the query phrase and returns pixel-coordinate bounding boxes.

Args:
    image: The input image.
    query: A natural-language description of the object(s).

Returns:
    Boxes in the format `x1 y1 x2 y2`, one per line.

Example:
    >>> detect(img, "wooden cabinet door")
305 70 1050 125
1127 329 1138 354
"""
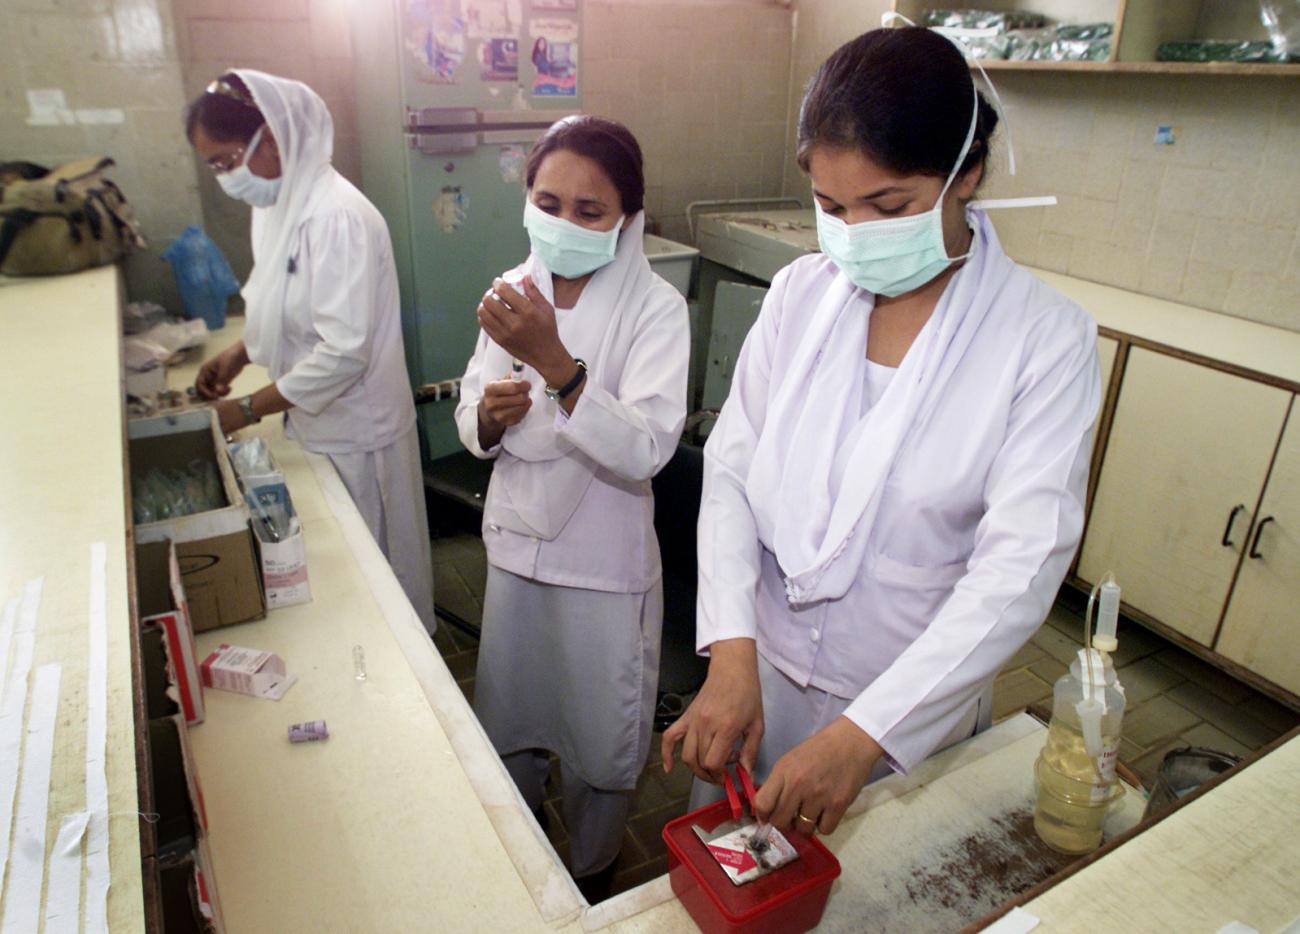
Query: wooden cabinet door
1216 400 1300 697
1078 349 1291 646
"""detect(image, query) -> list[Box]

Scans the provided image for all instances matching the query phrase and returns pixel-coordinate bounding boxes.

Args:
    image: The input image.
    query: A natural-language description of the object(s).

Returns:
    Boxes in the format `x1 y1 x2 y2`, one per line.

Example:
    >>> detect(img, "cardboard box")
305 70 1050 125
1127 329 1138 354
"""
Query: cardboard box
130 410 266 630
147 713 224 933
137 540 205 724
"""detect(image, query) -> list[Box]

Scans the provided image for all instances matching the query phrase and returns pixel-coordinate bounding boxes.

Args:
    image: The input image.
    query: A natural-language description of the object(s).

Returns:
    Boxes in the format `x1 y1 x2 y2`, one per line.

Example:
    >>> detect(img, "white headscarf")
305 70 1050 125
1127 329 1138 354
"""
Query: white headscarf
234 69 337 375
745 210 1018 605
481 211 654 540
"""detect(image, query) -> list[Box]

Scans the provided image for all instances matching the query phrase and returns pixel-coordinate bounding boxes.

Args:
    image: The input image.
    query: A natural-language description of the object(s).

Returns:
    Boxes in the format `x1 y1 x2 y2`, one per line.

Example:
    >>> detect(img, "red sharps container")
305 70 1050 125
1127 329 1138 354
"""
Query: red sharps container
662 766 841 934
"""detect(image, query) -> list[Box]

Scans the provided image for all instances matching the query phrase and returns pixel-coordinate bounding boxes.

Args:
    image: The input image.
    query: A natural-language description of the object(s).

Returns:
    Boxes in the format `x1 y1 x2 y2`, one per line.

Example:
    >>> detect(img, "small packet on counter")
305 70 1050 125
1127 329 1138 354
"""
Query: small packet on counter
702 824 799 886
288 720 329 743
200 644 297 700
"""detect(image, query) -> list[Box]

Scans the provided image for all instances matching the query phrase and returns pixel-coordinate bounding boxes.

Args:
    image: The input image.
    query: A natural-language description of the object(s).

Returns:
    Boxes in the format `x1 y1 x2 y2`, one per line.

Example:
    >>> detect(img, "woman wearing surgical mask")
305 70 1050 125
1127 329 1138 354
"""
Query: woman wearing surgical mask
455 116 688 900
663 27 1100 837
185 71 436 634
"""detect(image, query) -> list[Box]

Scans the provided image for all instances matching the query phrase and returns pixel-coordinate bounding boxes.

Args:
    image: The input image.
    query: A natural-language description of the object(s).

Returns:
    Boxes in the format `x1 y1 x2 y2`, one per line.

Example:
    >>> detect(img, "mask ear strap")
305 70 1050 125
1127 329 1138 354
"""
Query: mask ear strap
967 57 1015 176
244 124 266 168
937 82 979 202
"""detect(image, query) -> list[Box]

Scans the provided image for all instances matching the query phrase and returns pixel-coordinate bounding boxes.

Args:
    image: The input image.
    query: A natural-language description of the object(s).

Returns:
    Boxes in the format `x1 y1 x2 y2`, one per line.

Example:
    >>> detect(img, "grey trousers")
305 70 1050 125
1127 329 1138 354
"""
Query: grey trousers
505 748 630 878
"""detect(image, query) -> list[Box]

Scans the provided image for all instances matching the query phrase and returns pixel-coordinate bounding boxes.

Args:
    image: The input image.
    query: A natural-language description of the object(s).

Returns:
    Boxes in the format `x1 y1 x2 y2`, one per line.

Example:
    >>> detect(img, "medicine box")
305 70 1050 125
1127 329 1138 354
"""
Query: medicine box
129 409 266 630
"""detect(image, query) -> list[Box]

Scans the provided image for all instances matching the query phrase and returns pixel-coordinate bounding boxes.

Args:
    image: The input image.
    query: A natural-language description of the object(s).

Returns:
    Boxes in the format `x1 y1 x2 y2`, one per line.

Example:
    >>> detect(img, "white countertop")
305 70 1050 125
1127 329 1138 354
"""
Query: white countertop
0 266 144 931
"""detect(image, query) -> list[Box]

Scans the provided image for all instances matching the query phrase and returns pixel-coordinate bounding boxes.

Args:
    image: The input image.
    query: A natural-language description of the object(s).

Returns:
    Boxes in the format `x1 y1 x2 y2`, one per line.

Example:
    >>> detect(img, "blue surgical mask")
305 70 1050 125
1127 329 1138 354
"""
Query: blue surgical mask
814 86 978 297
523 199 622 278
217 125 282 208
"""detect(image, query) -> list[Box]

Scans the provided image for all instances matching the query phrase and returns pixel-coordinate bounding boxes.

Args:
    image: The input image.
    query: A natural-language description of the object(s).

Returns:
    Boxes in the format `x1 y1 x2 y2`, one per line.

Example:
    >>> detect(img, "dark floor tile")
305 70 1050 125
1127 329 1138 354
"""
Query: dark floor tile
610 855 669 897
992 669 1052 721
447 621 482 653
433 562 482 624
454 554 488 598
1031 625 1086 666
631 764 683 816
1044 603 1084 638
443 649 478 683
1154 648 1253 705
627 801 689 855
431 623 458 658
1123 695 1201 748
1119 736 1145 766
1116 655 1186 706
1238 694 1300 736
1029 656 1068 686
1164 683 1279 749
1108 621 1164 668
1004 641 1047 672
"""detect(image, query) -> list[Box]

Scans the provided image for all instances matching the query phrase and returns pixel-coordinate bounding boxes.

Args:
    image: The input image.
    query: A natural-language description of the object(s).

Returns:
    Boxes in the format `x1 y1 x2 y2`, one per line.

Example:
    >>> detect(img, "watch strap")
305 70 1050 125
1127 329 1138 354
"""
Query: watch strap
548 358 587 401
238 394 261 425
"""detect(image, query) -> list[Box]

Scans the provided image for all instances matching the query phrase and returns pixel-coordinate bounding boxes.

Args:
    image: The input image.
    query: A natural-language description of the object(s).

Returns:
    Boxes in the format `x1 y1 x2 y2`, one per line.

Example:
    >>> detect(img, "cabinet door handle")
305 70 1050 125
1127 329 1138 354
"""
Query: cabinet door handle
1221 504 1247 547
1248 516 1275 560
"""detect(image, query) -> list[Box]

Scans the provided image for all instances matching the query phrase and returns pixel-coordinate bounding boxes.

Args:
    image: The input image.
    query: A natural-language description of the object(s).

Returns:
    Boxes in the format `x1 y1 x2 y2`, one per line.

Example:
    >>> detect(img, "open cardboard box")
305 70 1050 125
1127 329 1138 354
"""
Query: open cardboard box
130 410 265 631
137 539 205 724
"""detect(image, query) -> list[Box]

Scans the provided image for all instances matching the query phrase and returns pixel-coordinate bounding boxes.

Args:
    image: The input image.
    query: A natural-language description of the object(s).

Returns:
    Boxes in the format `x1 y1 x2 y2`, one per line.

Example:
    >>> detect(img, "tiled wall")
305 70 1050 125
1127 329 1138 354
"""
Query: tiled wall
173 0 360 281
782 2 1300 333
1 0 203 311
977 75 1300 332
583 0 793 244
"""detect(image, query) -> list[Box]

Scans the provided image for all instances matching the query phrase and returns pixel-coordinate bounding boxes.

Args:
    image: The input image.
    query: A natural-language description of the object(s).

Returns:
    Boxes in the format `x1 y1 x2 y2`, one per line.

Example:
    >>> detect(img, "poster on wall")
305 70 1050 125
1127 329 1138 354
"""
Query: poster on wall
529 17 579 97
405 0 467 84
531 39 578 96
465 0 522 38
480 37 519 81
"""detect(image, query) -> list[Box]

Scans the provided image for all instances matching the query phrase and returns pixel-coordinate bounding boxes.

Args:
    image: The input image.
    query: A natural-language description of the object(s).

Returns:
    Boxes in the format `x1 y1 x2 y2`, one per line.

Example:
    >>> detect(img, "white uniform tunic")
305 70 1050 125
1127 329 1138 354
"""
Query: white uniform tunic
697 212 1100 776
455 213 689 791
236 70 434 631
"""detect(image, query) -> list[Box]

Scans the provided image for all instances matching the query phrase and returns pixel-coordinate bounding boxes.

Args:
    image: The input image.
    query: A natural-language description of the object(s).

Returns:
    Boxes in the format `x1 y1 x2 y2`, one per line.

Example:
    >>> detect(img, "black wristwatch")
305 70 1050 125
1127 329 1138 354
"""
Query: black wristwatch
544 358 587 402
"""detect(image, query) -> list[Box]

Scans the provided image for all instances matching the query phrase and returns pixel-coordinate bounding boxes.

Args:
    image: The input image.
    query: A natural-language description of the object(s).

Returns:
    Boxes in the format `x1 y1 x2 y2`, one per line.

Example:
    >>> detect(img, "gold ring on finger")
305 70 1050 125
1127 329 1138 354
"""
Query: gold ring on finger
796 811 817 829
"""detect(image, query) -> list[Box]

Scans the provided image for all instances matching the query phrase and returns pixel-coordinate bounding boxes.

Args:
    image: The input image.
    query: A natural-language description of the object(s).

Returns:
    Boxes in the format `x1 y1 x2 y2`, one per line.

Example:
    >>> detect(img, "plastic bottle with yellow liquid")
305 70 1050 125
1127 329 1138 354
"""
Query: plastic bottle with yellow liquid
1033 575 1127 855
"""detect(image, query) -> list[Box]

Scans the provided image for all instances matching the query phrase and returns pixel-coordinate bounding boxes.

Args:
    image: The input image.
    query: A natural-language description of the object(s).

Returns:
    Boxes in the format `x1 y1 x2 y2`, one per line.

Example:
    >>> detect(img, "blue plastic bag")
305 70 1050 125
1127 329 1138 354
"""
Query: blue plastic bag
161 225 241 330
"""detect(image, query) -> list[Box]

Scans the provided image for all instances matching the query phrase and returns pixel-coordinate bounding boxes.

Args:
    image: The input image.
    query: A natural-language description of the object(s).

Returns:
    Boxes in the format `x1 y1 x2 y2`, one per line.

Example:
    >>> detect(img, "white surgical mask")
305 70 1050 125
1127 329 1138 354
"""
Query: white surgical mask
216 125 282 208
523 199 622 278
815 85 978 298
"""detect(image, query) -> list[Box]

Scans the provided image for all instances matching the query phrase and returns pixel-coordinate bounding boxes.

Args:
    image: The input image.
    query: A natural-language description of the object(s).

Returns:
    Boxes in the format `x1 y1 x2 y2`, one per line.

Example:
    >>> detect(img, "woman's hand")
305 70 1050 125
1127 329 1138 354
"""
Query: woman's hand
196 342 249 400
477 378 533 449
476 276 571 380
752 716 883 836
661 639 764 783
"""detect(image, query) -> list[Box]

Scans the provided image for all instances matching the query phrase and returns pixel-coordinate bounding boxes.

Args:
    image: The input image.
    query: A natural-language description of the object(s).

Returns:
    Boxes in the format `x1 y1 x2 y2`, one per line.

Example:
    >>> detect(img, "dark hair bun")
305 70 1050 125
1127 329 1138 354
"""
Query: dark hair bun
797 27 998 182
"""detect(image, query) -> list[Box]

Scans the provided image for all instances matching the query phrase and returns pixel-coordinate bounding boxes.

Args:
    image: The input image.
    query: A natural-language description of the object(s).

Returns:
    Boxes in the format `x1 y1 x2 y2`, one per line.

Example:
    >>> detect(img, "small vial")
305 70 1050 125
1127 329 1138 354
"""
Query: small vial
352 644 367 681
288 720 329 743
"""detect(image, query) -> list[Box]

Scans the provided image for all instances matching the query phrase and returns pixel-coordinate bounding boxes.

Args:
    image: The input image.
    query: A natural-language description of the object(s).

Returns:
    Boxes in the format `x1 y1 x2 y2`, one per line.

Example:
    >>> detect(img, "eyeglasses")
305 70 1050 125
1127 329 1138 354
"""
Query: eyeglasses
203 123 267 174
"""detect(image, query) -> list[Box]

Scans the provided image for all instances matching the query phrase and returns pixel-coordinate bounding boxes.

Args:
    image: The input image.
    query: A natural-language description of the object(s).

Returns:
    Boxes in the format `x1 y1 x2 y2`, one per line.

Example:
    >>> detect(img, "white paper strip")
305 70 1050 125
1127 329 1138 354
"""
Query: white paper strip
42 811 89 934
0 598 17 706
0 578 42 898
1 663 61 934
984 906 1041 934
84 543 111 934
